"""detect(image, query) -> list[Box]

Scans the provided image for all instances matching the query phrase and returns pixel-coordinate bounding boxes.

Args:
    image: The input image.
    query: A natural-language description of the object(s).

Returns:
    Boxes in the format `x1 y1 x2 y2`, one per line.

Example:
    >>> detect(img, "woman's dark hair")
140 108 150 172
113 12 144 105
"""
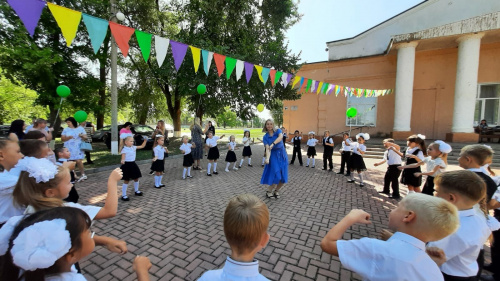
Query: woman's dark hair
8 120 25 140
24 130 46 140
64 117 77 128
19 139 48 158
0 207 91 281
407 135 427 156
123 122 133 128
244 130 251 137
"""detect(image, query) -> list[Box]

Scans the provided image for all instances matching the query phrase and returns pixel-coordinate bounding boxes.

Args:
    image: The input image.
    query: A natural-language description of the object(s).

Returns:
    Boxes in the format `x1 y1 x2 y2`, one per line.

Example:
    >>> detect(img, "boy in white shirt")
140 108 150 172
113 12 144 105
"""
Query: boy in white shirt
427 170 492 281
321 193 459 281
198 194 270 281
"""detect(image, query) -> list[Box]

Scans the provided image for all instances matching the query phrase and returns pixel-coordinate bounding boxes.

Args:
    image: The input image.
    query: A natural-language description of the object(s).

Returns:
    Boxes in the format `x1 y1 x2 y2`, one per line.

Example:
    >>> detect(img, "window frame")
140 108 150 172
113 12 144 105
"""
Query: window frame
345 96 378 127
475 83 500 126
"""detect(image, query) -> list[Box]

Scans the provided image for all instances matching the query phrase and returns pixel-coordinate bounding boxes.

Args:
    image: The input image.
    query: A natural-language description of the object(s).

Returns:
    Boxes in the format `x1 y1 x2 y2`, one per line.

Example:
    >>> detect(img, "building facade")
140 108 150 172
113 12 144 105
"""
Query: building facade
283 0 500 142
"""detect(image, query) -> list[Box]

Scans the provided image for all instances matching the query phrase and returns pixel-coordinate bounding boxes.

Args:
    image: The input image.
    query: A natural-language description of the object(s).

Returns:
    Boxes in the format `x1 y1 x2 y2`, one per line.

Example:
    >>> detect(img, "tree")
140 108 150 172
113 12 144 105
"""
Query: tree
270 99 284 127
216 106 238 128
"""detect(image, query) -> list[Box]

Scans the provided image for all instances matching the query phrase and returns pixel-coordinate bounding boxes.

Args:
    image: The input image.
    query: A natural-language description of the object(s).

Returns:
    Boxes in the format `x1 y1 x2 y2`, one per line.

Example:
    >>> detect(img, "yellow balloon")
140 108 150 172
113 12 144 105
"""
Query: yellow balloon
257 104 265 112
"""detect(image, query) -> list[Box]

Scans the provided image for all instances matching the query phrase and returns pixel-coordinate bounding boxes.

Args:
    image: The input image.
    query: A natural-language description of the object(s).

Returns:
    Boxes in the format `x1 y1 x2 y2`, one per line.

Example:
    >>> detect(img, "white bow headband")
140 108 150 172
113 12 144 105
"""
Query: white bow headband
356 133 370 141
309 131 315 135
434 140 452 154
417 134 426 140
15 157 58 183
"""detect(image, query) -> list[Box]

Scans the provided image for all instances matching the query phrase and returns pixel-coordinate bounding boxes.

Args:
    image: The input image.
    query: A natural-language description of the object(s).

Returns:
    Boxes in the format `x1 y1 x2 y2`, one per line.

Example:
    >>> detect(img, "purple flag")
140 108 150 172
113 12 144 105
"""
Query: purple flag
7 0 46 37
286 74 292 87
244 62 254 83
313 81 319 92
170 40 188 71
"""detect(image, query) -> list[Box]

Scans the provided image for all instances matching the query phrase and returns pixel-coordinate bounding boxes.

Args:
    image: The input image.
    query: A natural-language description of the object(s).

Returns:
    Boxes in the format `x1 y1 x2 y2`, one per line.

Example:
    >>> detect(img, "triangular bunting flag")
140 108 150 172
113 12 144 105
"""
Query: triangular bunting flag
225 57 237 80
109 22 135 57
261 67 270 85
202 50 214 76
135 30 152 62
190 46 201 73
213 53 226 77
6 0 46 37
47 3 82 47
322 83 329 94
310 80 316 93
317 82 323 94
154 36 169 67
82 14 109 54
304 79 312 92
244 62 254 83
292 76 301 88
269 69 277 87
327 84 334 95
235 60 244 81
170 40 188 71
335 85 341 96
254 65 264 82
274 71 283 87
286 74 292 88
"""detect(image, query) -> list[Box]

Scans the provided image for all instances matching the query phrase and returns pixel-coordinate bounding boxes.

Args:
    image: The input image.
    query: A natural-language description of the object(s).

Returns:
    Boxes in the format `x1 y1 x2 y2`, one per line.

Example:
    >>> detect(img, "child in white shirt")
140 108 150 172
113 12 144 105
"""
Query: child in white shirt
151 135 169 188
305 131 318 168
205 131 225 176
239 130 254 168
225 135 239 172
346 133 369 187
180 136 195 179
0 140 24 227
120 136 147 201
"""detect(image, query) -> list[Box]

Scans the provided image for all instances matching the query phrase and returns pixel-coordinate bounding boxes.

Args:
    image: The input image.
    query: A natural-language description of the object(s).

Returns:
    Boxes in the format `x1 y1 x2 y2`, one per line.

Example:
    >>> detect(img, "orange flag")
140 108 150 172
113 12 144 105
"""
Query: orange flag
109 22 135 57
213 53 226 77
269 69 277 87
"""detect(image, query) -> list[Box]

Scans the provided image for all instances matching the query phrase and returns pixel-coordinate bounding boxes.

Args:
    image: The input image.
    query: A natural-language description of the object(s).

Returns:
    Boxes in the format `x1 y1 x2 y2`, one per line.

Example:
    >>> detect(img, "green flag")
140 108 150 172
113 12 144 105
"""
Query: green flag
305 79 312 92
135 30 152 62
274 71 283 86
225 57 237 80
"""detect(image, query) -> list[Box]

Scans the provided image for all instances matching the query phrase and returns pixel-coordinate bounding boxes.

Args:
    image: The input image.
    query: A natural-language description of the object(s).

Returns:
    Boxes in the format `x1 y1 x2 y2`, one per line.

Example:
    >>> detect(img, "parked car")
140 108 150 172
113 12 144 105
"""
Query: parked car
92 125 111 142
0 125 10 139
104 124 169 150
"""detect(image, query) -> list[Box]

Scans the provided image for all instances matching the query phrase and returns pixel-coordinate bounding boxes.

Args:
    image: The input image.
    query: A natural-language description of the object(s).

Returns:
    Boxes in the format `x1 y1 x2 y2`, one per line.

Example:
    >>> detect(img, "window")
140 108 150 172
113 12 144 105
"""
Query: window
475 84 500 126
346 96 377 126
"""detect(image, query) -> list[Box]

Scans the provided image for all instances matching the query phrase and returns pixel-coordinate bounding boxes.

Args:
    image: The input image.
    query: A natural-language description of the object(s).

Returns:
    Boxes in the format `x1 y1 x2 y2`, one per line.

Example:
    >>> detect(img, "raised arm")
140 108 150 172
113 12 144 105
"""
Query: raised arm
137 138 148 150
95 168 122 220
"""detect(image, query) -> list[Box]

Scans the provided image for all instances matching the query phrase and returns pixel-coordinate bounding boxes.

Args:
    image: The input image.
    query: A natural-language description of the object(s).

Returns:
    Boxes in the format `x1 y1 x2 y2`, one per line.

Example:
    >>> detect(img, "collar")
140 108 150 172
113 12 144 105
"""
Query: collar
468 168 484 173
58 158 68 162
223 256 261 277
459 208 475 217
388 232 425 251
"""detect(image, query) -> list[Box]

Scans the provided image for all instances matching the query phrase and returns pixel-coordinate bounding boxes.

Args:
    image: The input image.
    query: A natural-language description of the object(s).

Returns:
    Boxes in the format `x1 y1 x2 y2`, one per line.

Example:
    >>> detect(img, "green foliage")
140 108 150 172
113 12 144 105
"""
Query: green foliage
269 99 284 127
215 106 238 128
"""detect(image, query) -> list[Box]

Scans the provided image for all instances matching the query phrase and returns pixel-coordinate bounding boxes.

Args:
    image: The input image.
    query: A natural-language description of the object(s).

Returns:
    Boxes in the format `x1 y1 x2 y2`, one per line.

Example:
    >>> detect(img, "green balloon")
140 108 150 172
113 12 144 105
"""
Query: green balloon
56 85 71 98
74 111 88 123
197 84 207 94
346 107 357 118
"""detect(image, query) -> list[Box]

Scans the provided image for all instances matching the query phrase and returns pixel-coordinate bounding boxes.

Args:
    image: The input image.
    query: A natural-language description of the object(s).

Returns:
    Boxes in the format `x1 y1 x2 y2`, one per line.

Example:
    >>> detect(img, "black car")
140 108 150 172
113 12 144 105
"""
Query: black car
92 125 111 142
104 124 168 150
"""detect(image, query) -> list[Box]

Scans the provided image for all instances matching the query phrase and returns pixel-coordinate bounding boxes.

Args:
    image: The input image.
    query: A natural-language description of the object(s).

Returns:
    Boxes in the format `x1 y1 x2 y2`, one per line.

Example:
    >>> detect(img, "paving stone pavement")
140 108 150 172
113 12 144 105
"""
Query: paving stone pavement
77 143 490 281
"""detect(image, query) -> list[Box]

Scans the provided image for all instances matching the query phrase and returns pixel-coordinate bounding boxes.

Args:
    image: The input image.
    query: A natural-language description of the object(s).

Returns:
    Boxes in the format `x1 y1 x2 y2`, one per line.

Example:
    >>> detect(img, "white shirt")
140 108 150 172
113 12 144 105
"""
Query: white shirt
62 127 85 143
428 209 491 277
180 143 193 155
206 136 220 148
198 256 269 281
307 138 318 146
422 157 446 177
351 142 366 156
384 149 402 165
228 142 237 151
25 202 101 221
406 147 425 161
337 232 443 281
121 146 137 162
242 137 253 147
0 167 25 224
341 139 352 152
153 145 165 160
45 272 87 281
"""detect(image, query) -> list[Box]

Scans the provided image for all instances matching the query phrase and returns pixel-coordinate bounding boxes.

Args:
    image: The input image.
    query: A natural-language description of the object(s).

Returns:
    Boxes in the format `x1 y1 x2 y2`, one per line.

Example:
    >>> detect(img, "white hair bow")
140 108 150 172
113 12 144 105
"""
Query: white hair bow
10 219 72 271
356 133 370 141
417 134 426 140
434 140 452 154
15 157 58 183
309 131 315 135
0 216 24 255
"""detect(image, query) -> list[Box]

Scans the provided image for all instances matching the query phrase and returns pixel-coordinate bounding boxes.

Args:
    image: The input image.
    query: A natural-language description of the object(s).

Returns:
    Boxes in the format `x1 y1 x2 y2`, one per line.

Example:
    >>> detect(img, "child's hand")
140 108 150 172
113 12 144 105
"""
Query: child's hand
414 172 422 177
407 154 417 159
105 238 128 254
397 166 404 170
346 209 371 224
133 256 152 273
374 163 379 167
426 247 447 266
110 168 123 181
62 161 76 170
121 160 125 164
380 229 393 241
152 157 157 162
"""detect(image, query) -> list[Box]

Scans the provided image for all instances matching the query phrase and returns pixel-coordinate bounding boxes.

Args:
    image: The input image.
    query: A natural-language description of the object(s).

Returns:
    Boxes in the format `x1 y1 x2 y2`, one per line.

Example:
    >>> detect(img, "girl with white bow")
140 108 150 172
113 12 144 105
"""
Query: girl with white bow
0 207 152 281
394 134 427 193
399 140 452 196
346 133 370 187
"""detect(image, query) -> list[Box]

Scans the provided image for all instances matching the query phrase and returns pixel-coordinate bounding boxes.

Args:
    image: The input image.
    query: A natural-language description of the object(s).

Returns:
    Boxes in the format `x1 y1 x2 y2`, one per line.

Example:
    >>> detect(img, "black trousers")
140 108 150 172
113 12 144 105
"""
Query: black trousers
291 147 303 165
339 151 351 174
85 151 92 163
383 165 401 197
323 153 333 170
442 272 476 281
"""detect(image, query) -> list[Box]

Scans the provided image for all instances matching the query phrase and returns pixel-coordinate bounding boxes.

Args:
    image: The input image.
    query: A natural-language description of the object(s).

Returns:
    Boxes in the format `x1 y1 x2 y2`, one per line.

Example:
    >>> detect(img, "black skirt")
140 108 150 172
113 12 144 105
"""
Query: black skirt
151 159 165 172
307 146 317 157
422 176 435 195
207 147 220 160
348 153 366 171
183 153 194 167
225 150 237 162
121 161 142 181
242 146 252 157
401 167 422 186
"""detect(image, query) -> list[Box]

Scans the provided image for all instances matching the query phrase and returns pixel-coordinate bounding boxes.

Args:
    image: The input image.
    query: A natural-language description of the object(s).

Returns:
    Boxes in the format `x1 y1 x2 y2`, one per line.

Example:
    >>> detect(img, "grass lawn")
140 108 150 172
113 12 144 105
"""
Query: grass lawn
180 128 265 141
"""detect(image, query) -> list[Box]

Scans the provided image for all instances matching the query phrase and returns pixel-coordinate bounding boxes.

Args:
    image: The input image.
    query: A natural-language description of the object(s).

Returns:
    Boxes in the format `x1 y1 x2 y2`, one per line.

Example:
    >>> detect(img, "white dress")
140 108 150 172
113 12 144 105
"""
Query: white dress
62 127 86 160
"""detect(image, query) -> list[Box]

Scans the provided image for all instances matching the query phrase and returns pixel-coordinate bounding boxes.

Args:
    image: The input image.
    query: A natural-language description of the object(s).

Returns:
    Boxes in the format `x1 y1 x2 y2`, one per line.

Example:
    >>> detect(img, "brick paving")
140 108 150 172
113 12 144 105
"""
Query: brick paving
78 144 492 281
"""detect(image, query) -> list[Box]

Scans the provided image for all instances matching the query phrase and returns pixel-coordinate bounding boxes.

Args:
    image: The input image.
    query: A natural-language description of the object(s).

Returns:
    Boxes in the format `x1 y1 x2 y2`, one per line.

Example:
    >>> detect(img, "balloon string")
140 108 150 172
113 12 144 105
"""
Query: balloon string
53 98 64 128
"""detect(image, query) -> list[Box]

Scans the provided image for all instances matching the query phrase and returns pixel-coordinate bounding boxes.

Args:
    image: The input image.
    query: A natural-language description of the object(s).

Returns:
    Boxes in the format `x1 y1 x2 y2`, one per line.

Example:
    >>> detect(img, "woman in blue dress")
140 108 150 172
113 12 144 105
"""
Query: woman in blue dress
260 119 288 199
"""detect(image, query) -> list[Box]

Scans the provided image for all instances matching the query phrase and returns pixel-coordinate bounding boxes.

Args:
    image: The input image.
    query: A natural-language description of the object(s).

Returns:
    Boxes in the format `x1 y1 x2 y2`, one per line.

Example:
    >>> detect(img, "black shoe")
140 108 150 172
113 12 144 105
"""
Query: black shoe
389 195 401 200
238 165 242 168
347 180 355 183
312 166 315 168
148 170 154 175
261 164 264 167
187 175 193 178
300 164 303 166
378 191 390 195
154 185 162 189
344 173 351 177
328 169 333 172
135 191 143 196
213 171 218 175
305 165 309 167
336 172 343 174
121 196 130 201
248 164 252 167
266 191 274 198
273 191 280 199
160 184 165 187
359 183 365 187
207 173 212 176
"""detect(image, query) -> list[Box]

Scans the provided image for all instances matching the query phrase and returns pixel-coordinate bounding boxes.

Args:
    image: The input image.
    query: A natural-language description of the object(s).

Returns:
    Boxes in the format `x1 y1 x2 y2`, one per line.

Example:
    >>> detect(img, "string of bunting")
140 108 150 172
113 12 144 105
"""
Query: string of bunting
6 0 393 98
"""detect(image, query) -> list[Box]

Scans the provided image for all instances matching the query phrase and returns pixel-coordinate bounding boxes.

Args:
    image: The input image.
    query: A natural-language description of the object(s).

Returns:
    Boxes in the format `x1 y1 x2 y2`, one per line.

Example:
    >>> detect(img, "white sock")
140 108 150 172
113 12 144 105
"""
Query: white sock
226 162 231 170
312 159 315 166
134 181 139 192
159 175 163 184
213 163 217 172
207 163 212 174
183 168 187 178
262 157 265 164
240 159 244 166
154 176 158 187
248 158 251 165
350 173 354 180
233 163 237 169
122 184 128 197
187 167 191 176
307 158 310 165
358 173 364 183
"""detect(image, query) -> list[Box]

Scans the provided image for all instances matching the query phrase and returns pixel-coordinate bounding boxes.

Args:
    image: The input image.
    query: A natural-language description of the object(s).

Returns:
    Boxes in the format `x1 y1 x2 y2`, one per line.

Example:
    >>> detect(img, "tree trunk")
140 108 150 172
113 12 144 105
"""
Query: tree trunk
164 85 182 137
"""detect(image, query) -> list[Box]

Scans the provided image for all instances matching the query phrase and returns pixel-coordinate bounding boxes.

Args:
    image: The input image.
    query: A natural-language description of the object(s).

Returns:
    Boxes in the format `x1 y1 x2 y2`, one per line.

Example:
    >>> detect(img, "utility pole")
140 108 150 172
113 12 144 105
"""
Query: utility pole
110 0 118 155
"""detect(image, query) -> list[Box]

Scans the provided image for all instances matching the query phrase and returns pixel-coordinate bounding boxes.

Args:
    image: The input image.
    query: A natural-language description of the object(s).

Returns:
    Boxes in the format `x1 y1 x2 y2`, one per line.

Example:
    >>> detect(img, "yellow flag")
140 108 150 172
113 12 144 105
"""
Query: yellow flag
254 65 264 82
292 76 301 88
190 46 201 73
47 3 82 47
317 82 323 94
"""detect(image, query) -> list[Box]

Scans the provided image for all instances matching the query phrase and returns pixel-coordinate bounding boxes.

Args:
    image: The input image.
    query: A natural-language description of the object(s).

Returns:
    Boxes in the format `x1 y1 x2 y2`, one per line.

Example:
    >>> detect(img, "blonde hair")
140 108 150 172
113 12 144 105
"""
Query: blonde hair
434 170 486 203
262 119 275 133
383 138 395 143
13 167 69 211
400 193 459 241
429 142 448 165
460 144 494 166
224 194 269 254
181 135 189 142
229 135 235 142
124 136 134 144
190 117 201 130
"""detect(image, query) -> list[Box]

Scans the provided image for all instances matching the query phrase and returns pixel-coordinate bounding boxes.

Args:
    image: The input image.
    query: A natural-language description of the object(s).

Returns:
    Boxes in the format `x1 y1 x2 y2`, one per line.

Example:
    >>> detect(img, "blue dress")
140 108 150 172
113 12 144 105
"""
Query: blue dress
260 129 289 185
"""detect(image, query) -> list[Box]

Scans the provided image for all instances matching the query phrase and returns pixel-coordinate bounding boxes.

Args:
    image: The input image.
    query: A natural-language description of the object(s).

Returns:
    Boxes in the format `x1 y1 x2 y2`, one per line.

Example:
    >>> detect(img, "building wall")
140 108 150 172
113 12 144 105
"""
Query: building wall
284 42 500 139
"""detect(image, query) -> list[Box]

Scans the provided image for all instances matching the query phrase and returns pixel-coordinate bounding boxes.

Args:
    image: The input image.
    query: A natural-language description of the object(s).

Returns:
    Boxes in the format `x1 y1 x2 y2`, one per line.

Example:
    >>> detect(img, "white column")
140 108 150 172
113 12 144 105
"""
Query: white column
451 33 484 133
393 42 418 132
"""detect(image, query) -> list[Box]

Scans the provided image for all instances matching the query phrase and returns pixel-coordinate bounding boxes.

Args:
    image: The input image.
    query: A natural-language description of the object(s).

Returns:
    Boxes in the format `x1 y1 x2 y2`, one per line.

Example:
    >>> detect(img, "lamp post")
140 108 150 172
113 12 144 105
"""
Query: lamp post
110 1 124 155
